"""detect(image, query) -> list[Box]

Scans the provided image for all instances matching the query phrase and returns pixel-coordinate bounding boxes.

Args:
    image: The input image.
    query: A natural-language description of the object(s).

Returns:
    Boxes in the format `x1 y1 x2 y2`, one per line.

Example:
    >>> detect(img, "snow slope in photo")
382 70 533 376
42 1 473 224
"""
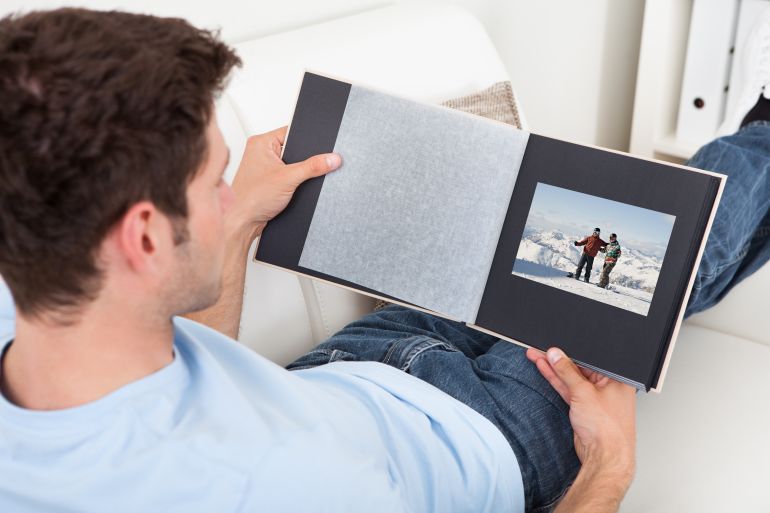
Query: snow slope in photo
512 226 660 316
512 259 653 315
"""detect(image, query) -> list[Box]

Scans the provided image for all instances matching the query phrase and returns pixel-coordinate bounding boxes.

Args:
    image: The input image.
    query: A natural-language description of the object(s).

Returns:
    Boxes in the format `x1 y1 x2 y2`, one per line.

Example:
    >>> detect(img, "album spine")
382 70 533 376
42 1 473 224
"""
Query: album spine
647 177 720 390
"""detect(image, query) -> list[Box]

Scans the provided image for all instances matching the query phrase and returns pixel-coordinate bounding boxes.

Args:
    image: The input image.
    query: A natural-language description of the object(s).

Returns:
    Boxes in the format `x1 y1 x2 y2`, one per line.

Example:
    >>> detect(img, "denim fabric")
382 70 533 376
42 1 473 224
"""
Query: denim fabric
288 305 580 513
686 120 770 316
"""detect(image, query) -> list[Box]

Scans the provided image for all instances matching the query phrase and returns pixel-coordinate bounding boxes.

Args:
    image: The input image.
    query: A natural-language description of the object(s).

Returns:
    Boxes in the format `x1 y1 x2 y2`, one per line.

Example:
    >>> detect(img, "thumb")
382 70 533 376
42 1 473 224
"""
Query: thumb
547 348 588 391
288 153 341 182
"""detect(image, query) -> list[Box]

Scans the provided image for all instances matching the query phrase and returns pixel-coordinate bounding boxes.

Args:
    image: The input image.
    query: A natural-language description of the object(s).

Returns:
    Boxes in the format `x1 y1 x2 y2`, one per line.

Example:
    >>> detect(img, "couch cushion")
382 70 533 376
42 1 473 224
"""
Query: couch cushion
621 323 770 511
687 261 770 348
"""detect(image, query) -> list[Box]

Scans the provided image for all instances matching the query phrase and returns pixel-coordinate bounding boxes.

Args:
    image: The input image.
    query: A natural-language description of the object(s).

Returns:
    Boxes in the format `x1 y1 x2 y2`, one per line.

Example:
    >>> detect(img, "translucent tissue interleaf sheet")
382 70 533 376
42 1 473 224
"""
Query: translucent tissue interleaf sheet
298 85 530 322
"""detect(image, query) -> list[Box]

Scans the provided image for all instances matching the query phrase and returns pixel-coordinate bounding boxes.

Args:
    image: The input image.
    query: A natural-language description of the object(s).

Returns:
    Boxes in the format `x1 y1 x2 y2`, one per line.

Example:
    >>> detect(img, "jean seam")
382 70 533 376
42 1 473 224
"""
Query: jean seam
286 348 333 371
381 339 401 367
529 479 574 513
330 349 354 363
712 248 747 275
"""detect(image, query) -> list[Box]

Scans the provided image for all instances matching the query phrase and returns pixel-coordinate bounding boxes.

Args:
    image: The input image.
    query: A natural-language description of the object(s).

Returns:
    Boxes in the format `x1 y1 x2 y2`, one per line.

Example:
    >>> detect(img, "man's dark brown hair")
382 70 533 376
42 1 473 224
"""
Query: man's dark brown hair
0 9 241 317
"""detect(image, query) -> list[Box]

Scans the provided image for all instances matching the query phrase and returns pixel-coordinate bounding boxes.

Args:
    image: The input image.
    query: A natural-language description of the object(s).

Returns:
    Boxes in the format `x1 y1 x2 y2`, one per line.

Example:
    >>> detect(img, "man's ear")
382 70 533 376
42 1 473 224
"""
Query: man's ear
113 201 174 274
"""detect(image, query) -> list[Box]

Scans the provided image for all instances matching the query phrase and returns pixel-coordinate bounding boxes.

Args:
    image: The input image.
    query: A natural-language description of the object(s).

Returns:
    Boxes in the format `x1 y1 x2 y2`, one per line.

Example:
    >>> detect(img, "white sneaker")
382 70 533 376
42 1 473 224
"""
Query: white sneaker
718 6 770 136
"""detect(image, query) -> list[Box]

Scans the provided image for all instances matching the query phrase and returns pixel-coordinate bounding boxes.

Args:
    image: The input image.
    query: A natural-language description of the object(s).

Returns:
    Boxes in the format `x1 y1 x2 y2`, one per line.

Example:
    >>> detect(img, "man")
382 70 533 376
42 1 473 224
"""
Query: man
0 9 634 513
573 227 608 283
597 233 621 289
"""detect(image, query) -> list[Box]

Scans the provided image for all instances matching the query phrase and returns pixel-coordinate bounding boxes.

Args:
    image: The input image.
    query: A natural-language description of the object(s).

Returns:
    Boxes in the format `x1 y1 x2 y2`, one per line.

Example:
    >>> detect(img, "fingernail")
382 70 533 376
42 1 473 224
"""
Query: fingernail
547 348 563 365
326 153 341 169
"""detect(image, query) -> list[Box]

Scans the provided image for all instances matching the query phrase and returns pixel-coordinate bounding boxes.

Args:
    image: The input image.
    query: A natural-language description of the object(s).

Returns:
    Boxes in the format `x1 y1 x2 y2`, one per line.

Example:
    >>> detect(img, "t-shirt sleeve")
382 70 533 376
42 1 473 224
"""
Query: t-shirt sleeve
0 277 15 336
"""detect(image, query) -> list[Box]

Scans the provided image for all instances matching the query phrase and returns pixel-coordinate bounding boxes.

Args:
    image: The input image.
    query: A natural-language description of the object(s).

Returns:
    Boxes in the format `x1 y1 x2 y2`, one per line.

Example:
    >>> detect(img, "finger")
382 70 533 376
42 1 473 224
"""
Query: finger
288 153 341 182
528 347 574 403
546 348 589 391
265 126 288 144
595 375 611 387
534 357 571 404
526 347 546 363
263 127 289 157
606 379 637 396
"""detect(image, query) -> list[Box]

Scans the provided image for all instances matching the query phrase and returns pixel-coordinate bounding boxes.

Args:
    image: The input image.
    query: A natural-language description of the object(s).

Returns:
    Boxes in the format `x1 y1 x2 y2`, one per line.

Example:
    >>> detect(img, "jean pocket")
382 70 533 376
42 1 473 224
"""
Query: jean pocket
381 336 460 373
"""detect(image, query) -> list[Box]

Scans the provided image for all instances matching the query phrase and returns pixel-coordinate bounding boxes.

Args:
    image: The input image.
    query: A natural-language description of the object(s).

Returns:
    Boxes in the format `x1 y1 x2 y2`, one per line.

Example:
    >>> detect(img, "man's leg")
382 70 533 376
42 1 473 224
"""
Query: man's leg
287 305 579 512
584 255 593 283
287 304 499 369
575 253 586 279
598 262 614 288
685 121 770 316
598 263 607 288
687 9 770 316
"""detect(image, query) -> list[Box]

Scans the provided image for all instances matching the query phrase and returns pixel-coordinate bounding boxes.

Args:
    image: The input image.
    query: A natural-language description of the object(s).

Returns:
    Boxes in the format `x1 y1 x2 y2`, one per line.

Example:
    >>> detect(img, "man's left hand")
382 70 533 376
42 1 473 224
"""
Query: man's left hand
527 347 636 513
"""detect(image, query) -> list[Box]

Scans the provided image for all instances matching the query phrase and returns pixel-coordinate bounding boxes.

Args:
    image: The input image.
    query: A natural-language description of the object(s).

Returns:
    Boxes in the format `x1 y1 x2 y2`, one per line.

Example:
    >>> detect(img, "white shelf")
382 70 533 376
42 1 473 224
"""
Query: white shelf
632 0 769 164
630 0 695 161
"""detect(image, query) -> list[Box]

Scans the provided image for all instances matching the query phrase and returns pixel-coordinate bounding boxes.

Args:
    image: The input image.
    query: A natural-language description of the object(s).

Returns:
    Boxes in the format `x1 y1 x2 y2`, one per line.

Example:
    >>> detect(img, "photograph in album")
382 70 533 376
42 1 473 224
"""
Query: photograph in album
511 183 676 316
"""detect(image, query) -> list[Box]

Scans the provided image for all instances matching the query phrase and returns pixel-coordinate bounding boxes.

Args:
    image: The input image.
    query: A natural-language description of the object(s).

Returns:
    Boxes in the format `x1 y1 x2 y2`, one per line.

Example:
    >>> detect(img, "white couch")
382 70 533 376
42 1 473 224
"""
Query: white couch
218 5 770 512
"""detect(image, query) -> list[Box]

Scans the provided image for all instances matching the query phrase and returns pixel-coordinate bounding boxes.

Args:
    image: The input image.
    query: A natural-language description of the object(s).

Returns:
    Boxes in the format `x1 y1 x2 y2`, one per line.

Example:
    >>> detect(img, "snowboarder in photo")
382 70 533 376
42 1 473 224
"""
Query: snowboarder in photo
571 227 607 283
598 233 621 289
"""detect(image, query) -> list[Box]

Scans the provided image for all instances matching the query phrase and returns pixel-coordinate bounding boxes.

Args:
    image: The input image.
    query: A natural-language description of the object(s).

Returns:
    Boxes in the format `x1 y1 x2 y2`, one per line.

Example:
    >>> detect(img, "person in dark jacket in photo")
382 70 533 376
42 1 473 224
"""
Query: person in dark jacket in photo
598 233 621 289
573 228 608 283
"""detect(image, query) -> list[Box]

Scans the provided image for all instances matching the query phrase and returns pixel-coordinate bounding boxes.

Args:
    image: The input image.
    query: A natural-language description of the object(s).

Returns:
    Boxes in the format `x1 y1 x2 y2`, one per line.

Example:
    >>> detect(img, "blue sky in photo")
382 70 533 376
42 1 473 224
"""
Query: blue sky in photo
525 183 676 258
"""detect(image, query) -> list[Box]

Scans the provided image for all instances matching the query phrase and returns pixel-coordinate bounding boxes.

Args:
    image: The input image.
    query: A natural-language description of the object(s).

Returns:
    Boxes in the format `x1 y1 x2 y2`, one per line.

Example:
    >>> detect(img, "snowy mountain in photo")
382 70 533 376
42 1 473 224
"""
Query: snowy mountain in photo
515 226 664 293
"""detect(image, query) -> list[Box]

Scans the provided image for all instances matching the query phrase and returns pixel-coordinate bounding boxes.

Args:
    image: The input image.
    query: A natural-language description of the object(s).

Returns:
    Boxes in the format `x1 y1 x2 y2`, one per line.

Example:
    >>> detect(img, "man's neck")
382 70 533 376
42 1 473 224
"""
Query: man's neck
0 302 175 411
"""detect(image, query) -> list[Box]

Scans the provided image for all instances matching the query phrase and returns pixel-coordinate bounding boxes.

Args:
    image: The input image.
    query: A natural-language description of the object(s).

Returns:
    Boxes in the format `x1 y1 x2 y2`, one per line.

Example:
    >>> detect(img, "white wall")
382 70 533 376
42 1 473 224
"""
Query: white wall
0 0 390 42
448 0 646 150
2 0 645 150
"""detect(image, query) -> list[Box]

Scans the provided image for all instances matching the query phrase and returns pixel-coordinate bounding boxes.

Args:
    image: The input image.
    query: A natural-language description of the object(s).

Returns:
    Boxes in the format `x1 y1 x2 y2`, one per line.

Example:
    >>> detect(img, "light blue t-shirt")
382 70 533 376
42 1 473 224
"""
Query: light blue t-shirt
0 282 523 513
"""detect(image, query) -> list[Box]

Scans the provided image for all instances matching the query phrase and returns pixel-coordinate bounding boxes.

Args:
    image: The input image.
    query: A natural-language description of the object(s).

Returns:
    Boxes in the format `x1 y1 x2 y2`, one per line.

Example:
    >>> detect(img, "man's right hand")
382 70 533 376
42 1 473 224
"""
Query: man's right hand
228 126 341 244
573 241 579 246
526 347 636 513
186 126 341 339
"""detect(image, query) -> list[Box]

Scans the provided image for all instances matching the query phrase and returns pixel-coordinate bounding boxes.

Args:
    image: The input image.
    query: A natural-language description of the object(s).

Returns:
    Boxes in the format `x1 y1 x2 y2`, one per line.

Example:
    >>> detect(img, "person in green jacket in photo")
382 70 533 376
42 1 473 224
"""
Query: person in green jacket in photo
598 233 621 289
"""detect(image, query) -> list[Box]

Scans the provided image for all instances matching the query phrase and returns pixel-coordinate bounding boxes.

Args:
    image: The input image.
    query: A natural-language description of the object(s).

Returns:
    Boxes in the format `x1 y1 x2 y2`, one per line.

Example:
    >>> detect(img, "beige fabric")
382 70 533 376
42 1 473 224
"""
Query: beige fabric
440 80 523 130
373 81 521 311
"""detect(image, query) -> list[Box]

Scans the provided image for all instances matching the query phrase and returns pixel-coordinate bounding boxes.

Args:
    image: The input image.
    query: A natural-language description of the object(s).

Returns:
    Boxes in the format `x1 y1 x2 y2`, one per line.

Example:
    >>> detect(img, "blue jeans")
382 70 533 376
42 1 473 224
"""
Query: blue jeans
686 120 770 316
288 122 770 511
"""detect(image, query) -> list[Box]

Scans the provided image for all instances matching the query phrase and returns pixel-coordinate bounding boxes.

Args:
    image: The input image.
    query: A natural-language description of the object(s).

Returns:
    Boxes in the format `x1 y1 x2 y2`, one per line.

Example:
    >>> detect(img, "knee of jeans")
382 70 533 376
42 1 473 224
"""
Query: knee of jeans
692 254 741 300
480 342 567 411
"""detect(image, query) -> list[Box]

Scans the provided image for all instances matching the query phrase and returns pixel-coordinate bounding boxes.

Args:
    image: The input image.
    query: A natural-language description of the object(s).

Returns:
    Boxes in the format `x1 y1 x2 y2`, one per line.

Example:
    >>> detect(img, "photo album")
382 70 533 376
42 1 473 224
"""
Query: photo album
255 72 726 392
